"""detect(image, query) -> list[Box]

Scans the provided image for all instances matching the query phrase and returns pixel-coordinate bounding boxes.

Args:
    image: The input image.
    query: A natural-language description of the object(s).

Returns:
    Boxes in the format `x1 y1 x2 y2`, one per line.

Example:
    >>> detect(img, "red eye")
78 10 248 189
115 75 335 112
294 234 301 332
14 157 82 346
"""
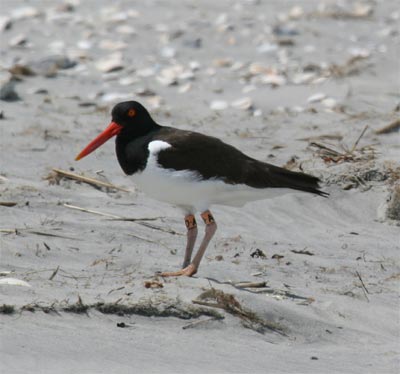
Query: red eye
127 109 136 117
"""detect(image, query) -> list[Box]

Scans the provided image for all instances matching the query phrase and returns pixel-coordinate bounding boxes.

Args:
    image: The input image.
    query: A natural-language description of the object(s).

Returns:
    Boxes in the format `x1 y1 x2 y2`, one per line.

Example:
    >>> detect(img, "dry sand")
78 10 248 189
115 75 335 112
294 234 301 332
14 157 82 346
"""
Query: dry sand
1 1 399 373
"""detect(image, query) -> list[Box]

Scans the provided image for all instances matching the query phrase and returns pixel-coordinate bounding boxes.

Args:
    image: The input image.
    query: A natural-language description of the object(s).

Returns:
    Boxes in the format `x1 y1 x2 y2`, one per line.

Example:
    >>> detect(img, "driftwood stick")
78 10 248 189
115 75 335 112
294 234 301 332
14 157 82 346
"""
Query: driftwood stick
52 168 129 192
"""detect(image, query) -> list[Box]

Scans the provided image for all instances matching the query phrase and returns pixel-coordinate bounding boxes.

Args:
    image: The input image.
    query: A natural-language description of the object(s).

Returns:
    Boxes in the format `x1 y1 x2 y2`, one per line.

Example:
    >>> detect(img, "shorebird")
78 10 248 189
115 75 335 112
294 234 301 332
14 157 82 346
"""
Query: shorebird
76 101 327 276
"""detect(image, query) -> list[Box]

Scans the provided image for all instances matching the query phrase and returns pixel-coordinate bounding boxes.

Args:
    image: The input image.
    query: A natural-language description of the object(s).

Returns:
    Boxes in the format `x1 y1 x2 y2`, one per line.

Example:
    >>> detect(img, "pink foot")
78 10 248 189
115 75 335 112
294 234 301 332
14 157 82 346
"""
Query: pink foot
160 264 197 277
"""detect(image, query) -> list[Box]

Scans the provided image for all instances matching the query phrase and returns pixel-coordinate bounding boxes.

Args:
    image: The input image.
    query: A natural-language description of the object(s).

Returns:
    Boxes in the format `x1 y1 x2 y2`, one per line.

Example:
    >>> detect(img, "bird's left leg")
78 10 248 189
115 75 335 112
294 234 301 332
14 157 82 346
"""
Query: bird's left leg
160 210 217 277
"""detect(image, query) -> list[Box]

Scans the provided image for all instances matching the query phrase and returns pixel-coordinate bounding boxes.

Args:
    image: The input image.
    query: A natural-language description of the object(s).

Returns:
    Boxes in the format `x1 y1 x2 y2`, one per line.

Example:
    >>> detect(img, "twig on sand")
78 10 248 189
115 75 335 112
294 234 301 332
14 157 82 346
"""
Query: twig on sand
127 233 174 251
136 222 183 236
350 125 368 153
49 265 60 281
0 229 18 234
0 228 80 240
63 203 161 221
0 202 17 207
64 203 121 218
355 271 370 301
310 125 375 164
375 119 400 135
182 317 219 330
233 281 267 288
50 168 129 192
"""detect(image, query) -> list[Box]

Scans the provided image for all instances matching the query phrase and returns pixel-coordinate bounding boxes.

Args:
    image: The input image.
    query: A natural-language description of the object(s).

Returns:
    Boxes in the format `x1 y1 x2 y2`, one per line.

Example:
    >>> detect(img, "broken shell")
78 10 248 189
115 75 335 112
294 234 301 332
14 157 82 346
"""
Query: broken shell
9 34 28 47
99 40 127 51
136 67 156 78
0 16 12 32
213 58 233 68
260 74 286 86
160 46 176 58
0 277 31 287
0 72 20 101
231 97 253 111
289 6 304 19
248 63 268 75
11 6 40 20
292 72 316 85
257 43 278 54
95 53 124 73
210 100 228 111
115 25 137 35
307 93 326 103
321 98 337 108
178 83 191 94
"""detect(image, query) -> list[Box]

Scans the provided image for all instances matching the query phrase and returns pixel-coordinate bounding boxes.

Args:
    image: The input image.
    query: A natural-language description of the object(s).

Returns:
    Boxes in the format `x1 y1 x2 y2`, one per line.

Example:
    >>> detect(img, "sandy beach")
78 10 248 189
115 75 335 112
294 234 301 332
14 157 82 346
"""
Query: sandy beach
1 1 399 373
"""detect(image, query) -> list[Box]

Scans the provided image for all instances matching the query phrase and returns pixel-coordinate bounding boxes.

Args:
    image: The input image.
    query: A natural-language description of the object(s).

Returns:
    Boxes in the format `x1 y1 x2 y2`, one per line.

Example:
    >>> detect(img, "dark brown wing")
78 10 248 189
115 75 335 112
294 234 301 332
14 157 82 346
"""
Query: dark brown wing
156 127 328 196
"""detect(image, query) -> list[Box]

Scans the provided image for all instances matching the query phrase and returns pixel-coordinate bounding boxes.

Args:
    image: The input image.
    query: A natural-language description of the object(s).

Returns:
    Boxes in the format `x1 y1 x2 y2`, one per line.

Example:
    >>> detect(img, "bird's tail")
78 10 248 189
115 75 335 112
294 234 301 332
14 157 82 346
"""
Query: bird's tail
267 164 328 197
247 161 329 197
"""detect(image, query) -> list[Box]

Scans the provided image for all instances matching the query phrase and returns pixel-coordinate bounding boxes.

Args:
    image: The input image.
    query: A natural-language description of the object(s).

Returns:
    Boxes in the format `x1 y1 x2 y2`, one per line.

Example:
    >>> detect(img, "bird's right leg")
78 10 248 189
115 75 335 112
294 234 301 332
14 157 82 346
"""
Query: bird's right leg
182 214 198 268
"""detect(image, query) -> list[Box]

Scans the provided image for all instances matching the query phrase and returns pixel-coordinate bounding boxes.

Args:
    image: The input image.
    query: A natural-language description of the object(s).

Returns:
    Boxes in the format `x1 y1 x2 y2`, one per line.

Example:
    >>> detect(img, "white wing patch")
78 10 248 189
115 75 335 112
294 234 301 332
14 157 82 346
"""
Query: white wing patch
148 140 171 154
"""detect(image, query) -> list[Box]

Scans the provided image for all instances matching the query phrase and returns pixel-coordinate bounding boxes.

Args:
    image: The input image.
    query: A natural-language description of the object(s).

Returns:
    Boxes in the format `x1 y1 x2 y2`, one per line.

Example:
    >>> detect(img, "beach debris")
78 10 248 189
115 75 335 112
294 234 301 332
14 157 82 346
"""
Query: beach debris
311 2 373 19
46 168 129 192
0 72 20 101
0 277 31 287
9 33 28 47
11 6 41 20
375 119 400 135
182 316 220 330
144 280 164 289
0 305 15 314
95 53 124 73
12 56 77 77
231 97 253 111
310 125 375 164
234 281 267 289
48 265 60 281
256 43 278 54
0 16 12 32
291 249 314 256
355 271 370 301
192 288 285 335
307 93 326 103
250 249 266 259
0 202 17 207
385 185 400 221
63 203 160 222
210 100 228 111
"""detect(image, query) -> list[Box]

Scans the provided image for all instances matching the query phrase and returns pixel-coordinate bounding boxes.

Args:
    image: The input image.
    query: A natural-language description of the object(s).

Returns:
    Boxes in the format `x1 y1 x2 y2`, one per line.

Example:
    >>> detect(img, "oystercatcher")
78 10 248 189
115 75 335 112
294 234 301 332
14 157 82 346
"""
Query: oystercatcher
76 101 327 277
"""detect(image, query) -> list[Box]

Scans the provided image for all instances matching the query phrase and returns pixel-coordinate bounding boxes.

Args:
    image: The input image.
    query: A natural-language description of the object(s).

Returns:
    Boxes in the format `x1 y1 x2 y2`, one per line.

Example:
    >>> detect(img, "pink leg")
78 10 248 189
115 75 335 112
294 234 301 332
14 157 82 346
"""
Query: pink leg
182 214 198 268
161 210 217 277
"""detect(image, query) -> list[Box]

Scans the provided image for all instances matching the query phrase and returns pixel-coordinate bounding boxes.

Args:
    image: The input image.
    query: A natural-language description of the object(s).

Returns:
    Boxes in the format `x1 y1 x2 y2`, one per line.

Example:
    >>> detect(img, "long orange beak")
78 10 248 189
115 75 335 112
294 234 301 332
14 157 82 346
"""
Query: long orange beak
75 121 123 161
